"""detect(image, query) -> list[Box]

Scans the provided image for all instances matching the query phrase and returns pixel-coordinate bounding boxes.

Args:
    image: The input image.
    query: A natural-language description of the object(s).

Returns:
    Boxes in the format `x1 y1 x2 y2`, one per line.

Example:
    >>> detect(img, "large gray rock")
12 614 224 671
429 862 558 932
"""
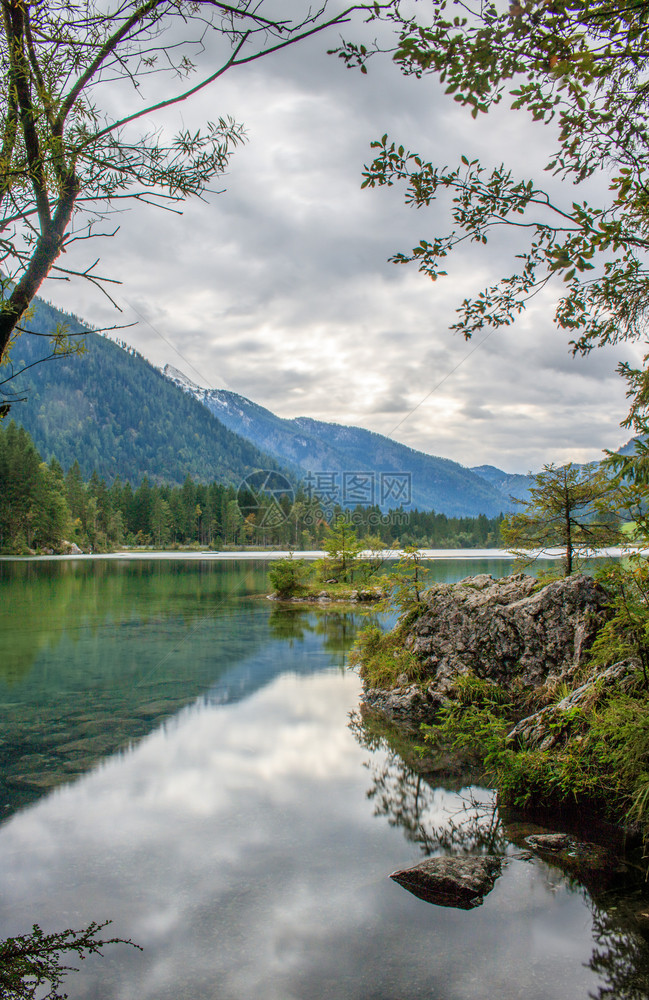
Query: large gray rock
362 684 433 730
408 573 609 691
361 573 611 727
60 540 83 555
390 855 503 909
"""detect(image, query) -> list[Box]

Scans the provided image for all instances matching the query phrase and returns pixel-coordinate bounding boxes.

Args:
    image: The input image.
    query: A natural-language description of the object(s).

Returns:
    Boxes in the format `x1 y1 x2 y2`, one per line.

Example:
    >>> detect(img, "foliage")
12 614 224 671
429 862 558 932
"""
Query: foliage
497 690 649 824
0 422 510 553
501 462 623 575
0 0 397 410
319 515 364 583
380 545 431 616
607 374 649 488
268 557 310 599
423 665 649 837
355 533 389 582
0 421 70 550
350 0 649 346
0 920 139 1000
591 560 649 685
349 621 423 688
336 0 649 477
423 673 513 772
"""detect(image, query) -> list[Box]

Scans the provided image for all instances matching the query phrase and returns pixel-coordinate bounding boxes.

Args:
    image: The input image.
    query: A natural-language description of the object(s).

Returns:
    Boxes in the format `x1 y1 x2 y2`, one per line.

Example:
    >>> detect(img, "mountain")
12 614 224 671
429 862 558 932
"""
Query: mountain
616 437 643 457
2 299 284 485
0 295 535 515
470 465 535 503
163 365 516 517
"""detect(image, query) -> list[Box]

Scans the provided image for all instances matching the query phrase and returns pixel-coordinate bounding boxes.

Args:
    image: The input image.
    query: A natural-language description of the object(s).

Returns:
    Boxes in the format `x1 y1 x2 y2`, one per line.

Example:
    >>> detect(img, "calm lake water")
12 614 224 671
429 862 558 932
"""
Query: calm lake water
1 557 648 1000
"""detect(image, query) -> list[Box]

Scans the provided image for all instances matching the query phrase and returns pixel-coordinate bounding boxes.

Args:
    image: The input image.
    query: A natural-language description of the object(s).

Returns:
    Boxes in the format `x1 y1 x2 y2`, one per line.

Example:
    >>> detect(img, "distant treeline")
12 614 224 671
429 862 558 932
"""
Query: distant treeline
0 422 505 553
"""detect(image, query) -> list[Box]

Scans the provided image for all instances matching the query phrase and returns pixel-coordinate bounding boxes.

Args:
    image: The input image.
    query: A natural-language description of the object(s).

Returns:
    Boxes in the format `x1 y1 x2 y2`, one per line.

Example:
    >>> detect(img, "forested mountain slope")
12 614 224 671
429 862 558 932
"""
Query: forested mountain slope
2 299 282 485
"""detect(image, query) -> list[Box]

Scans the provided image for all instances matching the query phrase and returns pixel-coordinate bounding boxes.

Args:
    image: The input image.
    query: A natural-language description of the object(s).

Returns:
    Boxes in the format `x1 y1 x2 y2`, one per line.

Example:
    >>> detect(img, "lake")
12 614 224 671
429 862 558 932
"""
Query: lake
1 556 648 1000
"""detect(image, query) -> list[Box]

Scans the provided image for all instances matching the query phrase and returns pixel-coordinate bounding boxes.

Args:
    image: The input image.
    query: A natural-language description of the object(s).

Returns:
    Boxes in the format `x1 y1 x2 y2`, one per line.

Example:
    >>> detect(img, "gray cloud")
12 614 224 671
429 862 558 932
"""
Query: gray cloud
42 10 643 473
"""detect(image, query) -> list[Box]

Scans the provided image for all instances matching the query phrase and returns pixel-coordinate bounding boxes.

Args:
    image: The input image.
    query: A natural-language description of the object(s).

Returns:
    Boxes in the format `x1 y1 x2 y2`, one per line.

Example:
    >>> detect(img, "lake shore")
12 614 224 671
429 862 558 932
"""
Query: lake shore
0 545 636 562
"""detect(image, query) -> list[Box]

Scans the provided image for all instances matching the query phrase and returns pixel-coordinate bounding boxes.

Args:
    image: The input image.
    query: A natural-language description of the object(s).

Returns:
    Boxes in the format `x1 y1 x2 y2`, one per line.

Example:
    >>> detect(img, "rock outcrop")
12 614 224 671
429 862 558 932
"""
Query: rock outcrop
362 573 611 726
60 540 84 555
409 573 609 688
390 855 503 909
362 683 433 729
508 658 639 751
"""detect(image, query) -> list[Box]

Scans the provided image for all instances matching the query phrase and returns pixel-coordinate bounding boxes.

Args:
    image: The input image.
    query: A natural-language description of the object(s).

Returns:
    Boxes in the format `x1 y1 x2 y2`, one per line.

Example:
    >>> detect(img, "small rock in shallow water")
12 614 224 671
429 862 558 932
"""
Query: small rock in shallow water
525 833 573 852
389 855 503 910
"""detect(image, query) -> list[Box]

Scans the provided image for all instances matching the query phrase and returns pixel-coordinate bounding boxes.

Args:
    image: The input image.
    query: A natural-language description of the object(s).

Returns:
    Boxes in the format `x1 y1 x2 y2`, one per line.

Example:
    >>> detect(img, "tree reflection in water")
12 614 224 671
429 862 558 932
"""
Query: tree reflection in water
350 706 649 999
268 605 365 670
348 709 508 856
585 892 649 1000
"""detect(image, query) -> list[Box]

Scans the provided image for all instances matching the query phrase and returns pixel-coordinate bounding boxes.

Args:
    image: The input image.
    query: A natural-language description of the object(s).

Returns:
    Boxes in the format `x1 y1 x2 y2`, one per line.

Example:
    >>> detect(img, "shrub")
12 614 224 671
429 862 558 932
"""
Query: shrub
268 558 310 599
424 667 649 837
592 560 649 684
349 623 423 688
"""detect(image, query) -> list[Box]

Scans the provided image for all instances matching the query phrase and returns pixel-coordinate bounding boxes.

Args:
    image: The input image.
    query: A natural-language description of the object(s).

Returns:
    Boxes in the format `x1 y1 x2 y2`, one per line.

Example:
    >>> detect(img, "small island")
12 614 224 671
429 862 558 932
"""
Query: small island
266 517 393 603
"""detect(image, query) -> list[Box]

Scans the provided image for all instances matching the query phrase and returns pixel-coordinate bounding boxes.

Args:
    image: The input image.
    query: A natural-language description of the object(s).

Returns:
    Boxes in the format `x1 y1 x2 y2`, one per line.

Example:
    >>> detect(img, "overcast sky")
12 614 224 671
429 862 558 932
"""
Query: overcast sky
44 3 644 473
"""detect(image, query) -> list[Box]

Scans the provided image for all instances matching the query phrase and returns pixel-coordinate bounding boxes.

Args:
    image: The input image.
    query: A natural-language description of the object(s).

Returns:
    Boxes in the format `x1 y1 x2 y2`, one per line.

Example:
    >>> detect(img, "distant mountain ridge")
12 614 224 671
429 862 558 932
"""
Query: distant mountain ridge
0 294 583 516
470 464 535 502
163 364 518 517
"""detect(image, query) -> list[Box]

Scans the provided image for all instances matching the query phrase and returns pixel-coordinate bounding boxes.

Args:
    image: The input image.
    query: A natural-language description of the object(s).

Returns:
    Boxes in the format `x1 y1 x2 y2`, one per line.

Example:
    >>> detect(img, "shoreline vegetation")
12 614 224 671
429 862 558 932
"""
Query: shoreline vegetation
7 418 649 850
333 461 649 853
351 566 649 851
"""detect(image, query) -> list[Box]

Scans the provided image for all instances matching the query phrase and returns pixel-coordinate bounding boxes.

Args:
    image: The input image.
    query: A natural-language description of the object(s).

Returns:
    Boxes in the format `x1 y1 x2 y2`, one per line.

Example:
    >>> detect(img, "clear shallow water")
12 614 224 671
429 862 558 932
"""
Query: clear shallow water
0 558 648 1000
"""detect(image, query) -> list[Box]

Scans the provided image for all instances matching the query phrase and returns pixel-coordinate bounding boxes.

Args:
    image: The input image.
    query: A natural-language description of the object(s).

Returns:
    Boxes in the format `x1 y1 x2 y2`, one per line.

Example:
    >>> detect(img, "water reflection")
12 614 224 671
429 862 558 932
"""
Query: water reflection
588 897 649 999
351 706 649 999
349 707 509 855
0 561 308 818
269 605 363 670
0 558 272 677
0 671 605 1000
0 557 646 1000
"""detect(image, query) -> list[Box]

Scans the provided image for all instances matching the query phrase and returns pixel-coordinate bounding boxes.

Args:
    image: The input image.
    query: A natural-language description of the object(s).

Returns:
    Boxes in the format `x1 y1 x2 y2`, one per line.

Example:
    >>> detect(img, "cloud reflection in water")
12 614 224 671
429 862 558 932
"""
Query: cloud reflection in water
0 670 612 1000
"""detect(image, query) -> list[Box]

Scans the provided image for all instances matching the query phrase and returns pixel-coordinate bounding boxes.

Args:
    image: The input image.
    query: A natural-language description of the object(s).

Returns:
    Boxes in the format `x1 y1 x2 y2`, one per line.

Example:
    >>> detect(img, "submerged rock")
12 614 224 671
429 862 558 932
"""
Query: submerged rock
525 833 573 851
524 832 629 892
502 821 631 892
389 855 503 910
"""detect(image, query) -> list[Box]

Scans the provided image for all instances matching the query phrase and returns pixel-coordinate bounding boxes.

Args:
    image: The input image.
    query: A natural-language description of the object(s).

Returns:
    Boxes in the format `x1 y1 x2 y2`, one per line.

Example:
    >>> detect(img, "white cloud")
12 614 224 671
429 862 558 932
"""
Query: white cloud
42 10 644 474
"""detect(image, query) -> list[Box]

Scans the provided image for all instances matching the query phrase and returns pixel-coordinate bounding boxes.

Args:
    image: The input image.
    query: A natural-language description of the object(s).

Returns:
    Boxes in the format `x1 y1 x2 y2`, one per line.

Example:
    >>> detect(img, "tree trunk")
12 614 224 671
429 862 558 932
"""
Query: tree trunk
0 177 79 363
565 511 573 576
